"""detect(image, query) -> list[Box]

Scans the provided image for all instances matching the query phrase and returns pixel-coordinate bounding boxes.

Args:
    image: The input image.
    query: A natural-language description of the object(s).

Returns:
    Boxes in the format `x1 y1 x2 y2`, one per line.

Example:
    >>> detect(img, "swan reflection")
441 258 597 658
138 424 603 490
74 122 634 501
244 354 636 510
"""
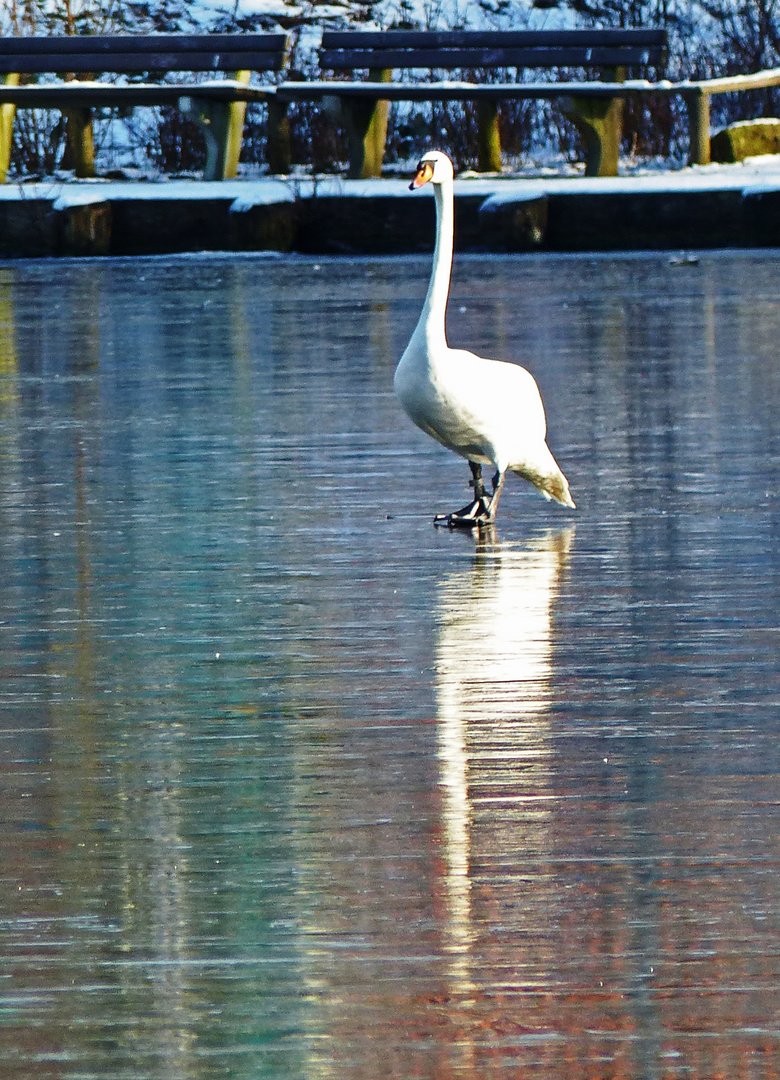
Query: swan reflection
435 528 574 986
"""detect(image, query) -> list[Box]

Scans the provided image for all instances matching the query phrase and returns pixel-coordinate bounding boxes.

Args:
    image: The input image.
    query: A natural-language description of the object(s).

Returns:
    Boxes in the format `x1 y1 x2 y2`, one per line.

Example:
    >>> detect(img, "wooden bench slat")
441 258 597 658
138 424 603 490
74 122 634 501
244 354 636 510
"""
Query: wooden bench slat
0 33 288 56
0 51 286 74
276 79 663 101
322 29 667 49
321 46 665 70
0 82 271 107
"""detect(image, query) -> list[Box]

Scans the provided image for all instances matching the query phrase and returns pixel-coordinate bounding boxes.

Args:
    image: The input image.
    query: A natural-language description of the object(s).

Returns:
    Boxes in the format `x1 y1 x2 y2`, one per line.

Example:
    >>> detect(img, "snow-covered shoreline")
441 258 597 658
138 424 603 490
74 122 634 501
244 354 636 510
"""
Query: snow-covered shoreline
2 155 780 257
4 153 780 210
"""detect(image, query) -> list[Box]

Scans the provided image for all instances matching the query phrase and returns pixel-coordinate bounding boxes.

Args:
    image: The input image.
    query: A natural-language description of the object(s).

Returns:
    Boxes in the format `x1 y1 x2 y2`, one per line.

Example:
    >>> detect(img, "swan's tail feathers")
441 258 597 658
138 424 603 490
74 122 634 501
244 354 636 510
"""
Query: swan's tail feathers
543 469 576 509
526 465 575 508
510 451 576 509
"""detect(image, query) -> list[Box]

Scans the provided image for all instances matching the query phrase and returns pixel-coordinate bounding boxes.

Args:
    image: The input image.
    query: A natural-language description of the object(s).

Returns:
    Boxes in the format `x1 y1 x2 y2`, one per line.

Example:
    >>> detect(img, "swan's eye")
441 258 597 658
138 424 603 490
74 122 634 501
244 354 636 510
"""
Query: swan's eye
411 161 435 189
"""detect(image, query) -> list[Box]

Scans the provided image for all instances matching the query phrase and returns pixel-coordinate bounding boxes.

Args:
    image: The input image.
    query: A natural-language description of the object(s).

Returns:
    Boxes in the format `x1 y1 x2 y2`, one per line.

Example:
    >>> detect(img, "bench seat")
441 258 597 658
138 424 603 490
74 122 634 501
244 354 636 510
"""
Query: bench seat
0 34 287 182
0 79 271 108
277 78 658 102
274 28 668 178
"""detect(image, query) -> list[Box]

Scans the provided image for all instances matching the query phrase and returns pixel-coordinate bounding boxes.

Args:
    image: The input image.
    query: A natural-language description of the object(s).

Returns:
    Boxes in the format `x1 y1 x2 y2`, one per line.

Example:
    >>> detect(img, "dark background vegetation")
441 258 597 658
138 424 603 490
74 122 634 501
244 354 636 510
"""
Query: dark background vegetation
3 0 780 176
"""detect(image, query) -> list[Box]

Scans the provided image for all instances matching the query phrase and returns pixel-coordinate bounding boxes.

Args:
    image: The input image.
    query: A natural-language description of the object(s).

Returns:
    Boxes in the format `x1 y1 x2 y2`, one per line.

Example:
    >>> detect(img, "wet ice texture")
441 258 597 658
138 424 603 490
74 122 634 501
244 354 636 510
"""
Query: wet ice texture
1 252 780 1079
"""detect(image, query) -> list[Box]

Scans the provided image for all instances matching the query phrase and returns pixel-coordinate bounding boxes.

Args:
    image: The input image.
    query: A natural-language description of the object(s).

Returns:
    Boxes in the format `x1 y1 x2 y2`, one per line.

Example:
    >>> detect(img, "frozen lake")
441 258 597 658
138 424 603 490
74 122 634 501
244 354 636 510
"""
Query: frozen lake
1 250 780 1079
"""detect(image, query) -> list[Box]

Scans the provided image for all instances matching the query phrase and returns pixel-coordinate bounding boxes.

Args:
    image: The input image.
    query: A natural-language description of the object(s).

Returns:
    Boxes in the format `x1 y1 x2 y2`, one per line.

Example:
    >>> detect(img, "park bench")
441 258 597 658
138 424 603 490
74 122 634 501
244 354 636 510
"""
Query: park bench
274 28 668 179
0 33 288 182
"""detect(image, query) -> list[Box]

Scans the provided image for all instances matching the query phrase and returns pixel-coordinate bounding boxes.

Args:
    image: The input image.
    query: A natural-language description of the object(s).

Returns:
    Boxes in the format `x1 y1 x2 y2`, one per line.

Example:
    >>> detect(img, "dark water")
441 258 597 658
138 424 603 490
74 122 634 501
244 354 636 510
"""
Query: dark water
1 250 780 1079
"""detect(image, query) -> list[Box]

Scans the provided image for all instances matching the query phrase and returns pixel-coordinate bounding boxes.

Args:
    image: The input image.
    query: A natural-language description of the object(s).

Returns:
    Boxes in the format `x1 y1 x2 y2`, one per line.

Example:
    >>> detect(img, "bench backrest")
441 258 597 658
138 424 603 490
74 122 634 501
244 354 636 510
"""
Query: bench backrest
0 34 288 74
321 29 667 72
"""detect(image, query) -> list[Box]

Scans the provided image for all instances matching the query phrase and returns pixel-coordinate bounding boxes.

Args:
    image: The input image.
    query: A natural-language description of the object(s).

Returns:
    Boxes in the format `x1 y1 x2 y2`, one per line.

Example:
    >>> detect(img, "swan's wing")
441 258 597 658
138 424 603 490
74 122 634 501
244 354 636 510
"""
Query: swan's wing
396 345 552 468
443 350 548 444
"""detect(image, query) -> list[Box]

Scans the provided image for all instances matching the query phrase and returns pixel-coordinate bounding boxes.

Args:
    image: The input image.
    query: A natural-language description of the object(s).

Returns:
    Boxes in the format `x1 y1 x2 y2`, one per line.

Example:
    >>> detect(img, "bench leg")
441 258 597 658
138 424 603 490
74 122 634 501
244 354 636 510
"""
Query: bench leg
180 70 250 181
63 108 95 178
0 73 20 184
339 68 391 179
476 100 501 172
685 89 711 165
266 97 291 174
341 96 389 178
565 94 623 177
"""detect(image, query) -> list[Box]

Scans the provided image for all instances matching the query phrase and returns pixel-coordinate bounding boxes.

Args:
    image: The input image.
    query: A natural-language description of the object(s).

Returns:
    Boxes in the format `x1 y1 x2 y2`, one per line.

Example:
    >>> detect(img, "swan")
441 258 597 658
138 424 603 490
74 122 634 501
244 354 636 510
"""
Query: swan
394 150 575 527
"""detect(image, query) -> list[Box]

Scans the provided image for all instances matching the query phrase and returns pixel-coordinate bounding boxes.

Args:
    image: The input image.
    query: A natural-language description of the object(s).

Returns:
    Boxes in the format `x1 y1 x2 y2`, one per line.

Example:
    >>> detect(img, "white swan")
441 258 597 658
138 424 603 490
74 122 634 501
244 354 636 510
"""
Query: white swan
394 150 575 527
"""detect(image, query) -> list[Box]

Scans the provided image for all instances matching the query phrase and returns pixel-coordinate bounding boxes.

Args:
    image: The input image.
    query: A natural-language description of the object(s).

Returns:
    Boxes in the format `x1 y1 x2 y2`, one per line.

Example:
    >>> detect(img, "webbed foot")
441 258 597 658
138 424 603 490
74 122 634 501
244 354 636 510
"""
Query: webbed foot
434 496 493 528
434 461 496 528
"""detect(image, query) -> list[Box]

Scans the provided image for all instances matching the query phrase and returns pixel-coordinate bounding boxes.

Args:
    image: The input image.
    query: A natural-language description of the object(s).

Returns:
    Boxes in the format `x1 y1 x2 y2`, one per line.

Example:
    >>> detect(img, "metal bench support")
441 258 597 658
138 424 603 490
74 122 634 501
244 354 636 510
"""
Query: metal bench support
565 94 624 176
685 88 711 165
266 97 291 174
0 73 19 183
180 69 251 180
340 69 391 179
63 107 96 177
476 100 501 172
564 66 625 177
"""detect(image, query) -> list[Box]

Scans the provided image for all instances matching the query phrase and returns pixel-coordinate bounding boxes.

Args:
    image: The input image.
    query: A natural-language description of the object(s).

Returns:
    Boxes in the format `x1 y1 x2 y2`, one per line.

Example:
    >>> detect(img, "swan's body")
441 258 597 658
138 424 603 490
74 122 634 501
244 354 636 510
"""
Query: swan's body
394 151 575 526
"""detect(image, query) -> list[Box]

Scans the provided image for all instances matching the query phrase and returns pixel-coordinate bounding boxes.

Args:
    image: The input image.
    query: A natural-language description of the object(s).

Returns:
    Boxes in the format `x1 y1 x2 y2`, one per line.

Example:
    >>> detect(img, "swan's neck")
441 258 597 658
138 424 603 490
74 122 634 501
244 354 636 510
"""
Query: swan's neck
415 180 453 350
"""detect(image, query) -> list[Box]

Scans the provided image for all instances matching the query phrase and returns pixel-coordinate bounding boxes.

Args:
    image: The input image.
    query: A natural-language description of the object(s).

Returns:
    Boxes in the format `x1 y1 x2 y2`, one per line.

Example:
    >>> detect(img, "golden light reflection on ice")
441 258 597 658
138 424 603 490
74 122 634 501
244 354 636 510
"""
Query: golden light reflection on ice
435 528 574 989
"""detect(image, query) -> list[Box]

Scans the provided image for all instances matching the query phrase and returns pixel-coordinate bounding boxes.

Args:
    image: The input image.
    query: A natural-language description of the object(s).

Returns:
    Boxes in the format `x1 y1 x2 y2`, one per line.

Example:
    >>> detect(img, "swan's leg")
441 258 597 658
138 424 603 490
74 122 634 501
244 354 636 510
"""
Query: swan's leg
486 470 506 522
434 461 493 528
469 461 489 503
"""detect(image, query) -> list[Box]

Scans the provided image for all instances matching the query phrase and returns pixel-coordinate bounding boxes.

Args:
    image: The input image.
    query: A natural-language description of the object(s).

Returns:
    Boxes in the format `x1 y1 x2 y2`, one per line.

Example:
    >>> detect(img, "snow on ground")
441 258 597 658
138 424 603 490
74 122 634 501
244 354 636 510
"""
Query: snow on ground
3 154 780 210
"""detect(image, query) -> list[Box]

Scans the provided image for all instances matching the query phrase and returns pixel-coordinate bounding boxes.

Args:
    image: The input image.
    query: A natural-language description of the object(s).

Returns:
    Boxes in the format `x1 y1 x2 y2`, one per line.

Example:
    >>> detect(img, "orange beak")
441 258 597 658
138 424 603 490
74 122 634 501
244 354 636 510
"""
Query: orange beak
409 160 434 191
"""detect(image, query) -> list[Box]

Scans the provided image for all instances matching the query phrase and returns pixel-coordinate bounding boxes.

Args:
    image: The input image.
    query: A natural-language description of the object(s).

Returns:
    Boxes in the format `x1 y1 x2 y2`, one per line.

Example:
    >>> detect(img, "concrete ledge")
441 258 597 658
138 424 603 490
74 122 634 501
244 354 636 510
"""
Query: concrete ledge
544 189 749 250
478 193 548 251
2 165 780 256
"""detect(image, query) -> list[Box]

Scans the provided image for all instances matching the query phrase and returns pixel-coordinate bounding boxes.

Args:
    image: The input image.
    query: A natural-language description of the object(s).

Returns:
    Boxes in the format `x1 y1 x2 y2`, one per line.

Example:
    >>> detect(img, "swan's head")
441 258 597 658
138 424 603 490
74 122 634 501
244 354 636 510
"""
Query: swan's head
409 150 454 190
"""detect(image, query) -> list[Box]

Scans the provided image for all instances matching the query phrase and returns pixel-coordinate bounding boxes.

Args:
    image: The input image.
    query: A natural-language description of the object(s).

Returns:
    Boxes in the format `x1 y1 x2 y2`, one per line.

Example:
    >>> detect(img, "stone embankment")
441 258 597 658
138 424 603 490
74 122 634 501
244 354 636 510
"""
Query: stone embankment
2 160 780 257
